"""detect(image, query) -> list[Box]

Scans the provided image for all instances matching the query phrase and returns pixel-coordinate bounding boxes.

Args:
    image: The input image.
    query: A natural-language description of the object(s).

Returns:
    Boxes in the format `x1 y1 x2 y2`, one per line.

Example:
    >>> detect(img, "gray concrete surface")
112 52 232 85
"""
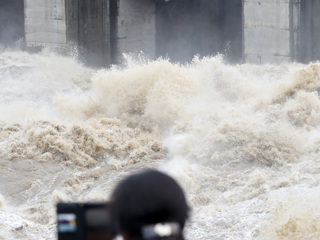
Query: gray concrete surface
243 0 299 64
20 0 318 65
24 0 67 50
116 0 156 62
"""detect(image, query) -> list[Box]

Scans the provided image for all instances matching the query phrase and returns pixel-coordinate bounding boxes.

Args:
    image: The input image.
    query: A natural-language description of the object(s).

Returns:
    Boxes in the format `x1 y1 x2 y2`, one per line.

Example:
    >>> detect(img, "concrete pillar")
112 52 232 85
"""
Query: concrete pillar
116 0 156 62
77 0 105 67
25 0 111 67
24 0 67 50
243 0 300 64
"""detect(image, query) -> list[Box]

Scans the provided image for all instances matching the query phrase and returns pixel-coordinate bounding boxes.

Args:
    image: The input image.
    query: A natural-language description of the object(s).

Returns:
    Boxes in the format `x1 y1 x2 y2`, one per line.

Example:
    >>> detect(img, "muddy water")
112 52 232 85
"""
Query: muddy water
1 50 320 239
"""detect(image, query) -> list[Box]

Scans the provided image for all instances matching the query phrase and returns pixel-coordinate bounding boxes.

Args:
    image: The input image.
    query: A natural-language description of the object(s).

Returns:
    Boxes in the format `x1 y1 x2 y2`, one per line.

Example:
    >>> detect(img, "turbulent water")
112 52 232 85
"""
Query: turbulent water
1 49 320 240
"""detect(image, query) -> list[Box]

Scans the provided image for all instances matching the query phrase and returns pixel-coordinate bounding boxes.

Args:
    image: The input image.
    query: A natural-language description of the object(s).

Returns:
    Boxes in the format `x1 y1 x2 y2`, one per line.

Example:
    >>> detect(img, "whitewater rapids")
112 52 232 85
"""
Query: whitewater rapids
1 49 320 239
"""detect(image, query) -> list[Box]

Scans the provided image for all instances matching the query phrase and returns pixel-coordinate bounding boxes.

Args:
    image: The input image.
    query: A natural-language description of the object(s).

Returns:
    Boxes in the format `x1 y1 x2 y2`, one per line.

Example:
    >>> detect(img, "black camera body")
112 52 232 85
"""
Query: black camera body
57 202 113 240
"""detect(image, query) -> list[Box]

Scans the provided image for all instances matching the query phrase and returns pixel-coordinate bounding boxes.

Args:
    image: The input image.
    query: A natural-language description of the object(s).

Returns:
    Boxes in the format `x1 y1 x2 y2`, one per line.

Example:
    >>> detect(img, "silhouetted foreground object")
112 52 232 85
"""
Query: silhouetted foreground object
57 202 113 240
111 170 189 240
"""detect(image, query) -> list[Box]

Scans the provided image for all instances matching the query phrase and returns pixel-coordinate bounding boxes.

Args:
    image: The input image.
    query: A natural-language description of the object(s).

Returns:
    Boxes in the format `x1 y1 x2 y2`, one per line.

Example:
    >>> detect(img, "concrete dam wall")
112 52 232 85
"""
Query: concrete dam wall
0 0 319 66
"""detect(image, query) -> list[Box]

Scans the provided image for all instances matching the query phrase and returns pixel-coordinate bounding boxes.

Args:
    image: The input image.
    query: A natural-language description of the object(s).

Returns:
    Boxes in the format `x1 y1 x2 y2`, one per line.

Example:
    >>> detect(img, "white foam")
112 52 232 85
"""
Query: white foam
1 50 320 239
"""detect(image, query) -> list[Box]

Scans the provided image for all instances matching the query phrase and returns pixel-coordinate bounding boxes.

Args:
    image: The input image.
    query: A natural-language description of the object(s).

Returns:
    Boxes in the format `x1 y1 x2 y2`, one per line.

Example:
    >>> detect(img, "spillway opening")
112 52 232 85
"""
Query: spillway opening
300 0 320 63
0 0 25 48
155 0 243 63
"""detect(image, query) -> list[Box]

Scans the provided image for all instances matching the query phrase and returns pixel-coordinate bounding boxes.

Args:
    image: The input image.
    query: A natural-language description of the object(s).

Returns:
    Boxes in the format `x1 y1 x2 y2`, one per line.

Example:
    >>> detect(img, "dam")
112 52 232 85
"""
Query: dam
2 1 320 240
1 0 320 66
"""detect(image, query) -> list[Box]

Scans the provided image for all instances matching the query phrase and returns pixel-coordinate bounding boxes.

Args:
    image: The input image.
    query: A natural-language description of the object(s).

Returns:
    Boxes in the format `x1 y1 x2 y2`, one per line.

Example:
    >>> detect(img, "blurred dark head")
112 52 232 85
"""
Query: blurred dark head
111 170 189 240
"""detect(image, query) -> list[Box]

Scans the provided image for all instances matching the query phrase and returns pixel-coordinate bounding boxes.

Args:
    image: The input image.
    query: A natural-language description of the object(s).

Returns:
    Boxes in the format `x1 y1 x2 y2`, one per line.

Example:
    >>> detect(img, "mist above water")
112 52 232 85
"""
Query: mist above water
1 49 320 239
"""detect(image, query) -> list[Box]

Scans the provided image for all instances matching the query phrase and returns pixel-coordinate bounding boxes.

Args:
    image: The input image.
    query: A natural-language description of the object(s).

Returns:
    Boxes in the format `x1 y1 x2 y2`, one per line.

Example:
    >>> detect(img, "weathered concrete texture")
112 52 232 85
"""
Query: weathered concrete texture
244 0 293 63
103 0 111 66
24 0 67 49
65 0 79 44
116 0 156 61
65 0 110 67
